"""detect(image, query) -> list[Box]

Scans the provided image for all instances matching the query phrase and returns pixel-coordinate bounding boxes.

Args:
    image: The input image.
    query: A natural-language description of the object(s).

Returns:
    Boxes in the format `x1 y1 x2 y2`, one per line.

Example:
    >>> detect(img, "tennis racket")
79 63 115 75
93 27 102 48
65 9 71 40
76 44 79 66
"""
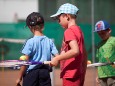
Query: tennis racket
87 62 115 67
0 60 51 67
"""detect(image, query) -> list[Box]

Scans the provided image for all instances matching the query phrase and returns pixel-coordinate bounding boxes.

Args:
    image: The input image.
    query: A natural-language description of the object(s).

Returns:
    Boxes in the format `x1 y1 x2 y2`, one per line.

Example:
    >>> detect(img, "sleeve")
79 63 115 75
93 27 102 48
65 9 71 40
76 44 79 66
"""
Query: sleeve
64 29 76 42
21 39 33 56
103 43 114 58
50 39 58 56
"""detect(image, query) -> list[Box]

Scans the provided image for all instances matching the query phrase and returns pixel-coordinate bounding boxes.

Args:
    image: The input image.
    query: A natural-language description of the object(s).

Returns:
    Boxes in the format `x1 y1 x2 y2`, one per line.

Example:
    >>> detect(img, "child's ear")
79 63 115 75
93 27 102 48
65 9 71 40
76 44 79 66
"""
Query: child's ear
66 14 70 21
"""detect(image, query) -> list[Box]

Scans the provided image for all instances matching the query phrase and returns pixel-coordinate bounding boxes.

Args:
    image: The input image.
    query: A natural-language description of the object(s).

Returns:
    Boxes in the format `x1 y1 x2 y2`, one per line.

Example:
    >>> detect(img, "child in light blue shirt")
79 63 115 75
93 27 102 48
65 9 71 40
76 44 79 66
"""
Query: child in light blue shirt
16 12 58 86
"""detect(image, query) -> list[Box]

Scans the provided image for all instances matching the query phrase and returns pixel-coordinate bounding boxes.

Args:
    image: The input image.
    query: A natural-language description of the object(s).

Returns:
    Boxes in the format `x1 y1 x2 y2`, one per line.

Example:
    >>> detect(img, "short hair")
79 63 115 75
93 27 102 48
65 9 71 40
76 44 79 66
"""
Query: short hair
61 13 77 19
69 14 77 19
26 12 44 27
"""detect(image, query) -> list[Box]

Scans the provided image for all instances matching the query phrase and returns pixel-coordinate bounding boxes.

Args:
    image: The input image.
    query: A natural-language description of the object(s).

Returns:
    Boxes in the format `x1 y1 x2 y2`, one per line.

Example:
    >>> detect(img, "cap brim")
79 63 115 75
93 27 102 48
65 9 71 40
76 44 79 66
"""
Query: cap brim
50 13 61 18
93 29 104 32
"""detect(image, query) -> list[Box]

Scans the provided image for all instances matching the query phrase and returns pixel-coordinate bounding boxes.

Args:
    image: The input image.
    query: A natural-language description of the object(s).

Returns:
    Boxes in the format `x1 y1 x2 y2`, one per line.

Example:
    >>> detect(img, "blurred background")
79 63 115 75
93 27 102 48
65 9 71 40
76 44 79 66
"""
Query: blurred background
0 0 115 86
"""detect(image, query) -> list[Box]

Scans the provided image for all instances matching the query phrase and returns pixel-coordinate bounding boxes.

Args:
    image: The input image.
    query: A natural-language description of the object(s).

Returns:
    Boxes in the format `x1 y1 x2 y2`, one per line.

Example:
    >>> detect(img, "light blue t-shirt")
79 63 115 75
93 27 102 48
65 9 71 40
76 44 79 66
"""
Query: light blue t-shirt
21 36 58 70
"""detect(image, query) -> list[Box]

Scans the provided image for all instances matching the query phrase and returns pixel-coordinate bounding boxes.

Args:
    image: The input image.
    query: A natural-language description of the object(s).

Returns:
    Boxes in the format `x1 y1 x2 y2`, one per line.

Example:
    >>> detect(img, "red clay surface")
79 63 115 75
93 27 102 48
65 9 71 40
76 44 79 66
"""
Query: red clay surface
0 68 99 86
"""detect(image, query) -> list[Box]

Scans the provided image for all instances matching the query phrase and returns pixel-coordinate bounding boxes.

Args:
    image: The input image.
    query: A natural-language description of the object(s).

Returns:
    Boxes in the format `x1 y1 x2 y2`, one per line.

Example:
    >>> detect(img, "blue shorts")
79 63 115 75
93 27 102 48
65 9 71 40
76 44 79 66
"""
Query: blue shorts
23 65 52 86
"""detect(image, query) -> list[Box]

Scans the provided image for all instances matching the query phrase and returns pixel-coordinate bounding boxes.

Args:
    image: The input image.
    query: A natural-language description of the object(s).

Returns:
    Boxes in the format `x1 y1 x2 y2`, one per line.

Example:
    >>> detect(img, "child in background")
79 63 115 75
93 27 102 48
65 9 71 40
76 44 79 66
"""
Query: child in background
50 3 87 86
94 20 115 86
16 12 58 86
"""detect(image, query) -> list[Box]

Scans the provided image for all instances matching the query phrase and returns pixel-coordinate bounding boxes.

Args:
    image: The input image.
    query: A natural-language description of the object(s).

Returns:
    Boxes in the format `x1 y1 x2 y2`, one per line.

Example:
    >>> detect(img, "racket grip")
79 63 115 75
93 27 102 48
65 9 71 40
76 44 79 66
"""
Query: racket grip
44 61 51 64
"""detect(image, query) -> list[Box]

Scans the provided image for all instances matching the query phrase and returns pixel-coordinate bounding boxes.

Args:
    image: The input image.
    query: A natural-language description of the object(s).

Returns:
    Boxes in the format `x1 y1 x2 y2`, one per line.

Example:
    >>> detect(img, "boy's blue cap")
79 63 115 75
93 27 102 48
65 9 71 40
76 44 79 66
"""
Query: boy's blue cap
50 3 79 18
94 20 110 32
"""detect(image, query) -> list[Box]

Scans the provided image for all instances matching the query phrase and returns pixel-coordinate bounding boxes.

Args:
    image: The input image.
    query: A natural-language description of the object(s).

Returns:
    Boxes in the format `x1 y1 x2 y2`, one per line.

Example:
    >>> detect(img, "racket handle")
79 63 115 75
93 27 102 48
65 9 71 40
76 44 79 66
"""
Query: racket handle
44 61 51 64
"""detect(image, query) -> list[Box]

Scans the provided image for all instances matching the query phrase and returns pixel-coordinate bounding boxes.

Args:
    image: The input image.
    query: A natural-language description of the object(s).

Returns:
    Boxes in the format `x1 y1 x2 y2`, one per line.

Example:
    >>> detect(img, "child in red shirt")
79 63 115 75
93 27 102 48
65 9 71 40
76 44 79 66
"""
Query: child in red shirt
50 3 87 86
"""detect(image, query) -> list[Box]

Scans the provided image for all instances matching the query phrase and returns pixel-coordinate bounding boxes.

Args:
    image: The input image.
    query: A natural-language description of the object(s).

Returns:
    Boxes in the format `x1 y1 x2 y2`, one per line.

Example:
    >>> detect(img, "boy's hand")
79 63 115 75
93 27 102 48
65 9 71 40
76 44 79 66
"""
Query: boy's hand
96 77 100 84
50 57 59 66
16 78 22 86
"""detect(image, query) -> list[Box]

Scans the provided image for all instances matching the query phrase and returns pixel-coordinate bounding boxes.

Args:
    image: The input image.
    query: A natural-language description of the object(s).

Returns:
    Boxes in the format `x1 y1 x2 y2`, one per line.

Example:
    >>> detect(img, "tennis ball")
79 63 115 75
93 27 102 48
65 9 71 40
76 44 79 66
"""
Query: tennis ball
87 60 91 64
19 55 27 60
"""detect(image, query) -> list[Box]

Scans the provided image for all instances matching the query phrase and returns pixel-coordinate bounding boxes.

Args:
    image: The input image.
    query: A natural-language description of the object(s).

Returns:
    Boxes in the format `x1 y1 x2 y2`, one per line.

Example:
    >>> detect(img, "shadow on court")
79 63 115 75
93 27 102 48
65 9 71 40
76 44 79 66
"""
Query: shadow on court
0 68 98 86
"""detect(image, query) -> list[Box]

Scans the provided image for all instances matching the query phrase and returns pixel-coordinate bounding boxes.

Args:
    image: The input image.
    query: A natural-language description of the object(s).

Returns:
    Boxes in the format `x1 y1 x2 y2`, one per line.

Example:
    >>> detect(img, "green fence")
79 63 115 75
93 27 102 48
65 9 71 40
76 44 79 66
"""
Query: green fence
0 22 115 61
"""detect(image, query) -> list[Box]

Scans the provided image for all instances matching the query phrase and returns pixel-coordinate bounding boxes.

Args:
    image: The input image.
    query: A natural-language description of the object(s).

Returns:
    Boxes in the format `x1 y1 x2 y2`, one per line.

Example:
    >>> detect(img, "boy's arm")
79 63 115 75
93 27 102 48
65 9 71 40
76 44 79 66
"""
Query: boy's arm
51 40 79 66
16 66 27 85
54 54 59 57
16 55 29 85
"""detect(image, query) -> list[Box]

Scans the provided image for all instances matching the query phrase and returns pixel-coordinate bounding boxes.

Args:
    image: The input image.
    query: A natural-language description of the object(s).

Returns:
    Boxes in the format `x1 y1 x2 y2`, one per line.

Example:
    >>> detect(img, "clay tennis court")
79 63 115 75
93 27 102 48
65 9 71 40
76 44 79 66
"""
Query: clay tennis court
0 68 98 86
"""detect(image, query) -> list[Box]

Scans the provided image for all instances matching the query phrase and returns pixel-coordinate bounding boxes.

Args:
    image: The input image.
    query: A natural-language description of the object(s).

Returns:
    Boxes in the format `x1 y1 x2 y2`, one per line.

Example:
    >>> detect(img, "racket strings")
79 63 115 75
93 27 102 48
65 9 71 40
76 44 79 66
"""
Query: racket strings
0 61 27 67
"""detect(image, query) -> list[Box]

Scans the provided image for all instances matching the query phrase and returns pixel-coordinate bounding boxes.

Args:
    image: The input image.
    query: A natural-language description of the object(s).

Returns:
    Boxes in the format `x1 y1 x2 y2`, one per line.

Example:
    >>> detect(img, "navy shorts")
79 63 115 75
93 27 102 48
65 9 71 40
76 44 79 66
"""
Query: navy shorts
22 65 52 86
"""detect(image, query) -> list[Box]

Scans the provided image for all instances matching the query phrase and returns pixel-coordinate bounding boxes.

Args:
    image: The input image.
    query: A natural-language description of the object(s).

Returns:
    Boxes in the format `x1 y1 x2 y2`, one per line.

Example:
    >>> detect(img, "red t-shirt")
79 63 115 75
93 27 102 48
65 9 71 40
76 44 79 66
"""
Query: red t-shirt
60 25 85 78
